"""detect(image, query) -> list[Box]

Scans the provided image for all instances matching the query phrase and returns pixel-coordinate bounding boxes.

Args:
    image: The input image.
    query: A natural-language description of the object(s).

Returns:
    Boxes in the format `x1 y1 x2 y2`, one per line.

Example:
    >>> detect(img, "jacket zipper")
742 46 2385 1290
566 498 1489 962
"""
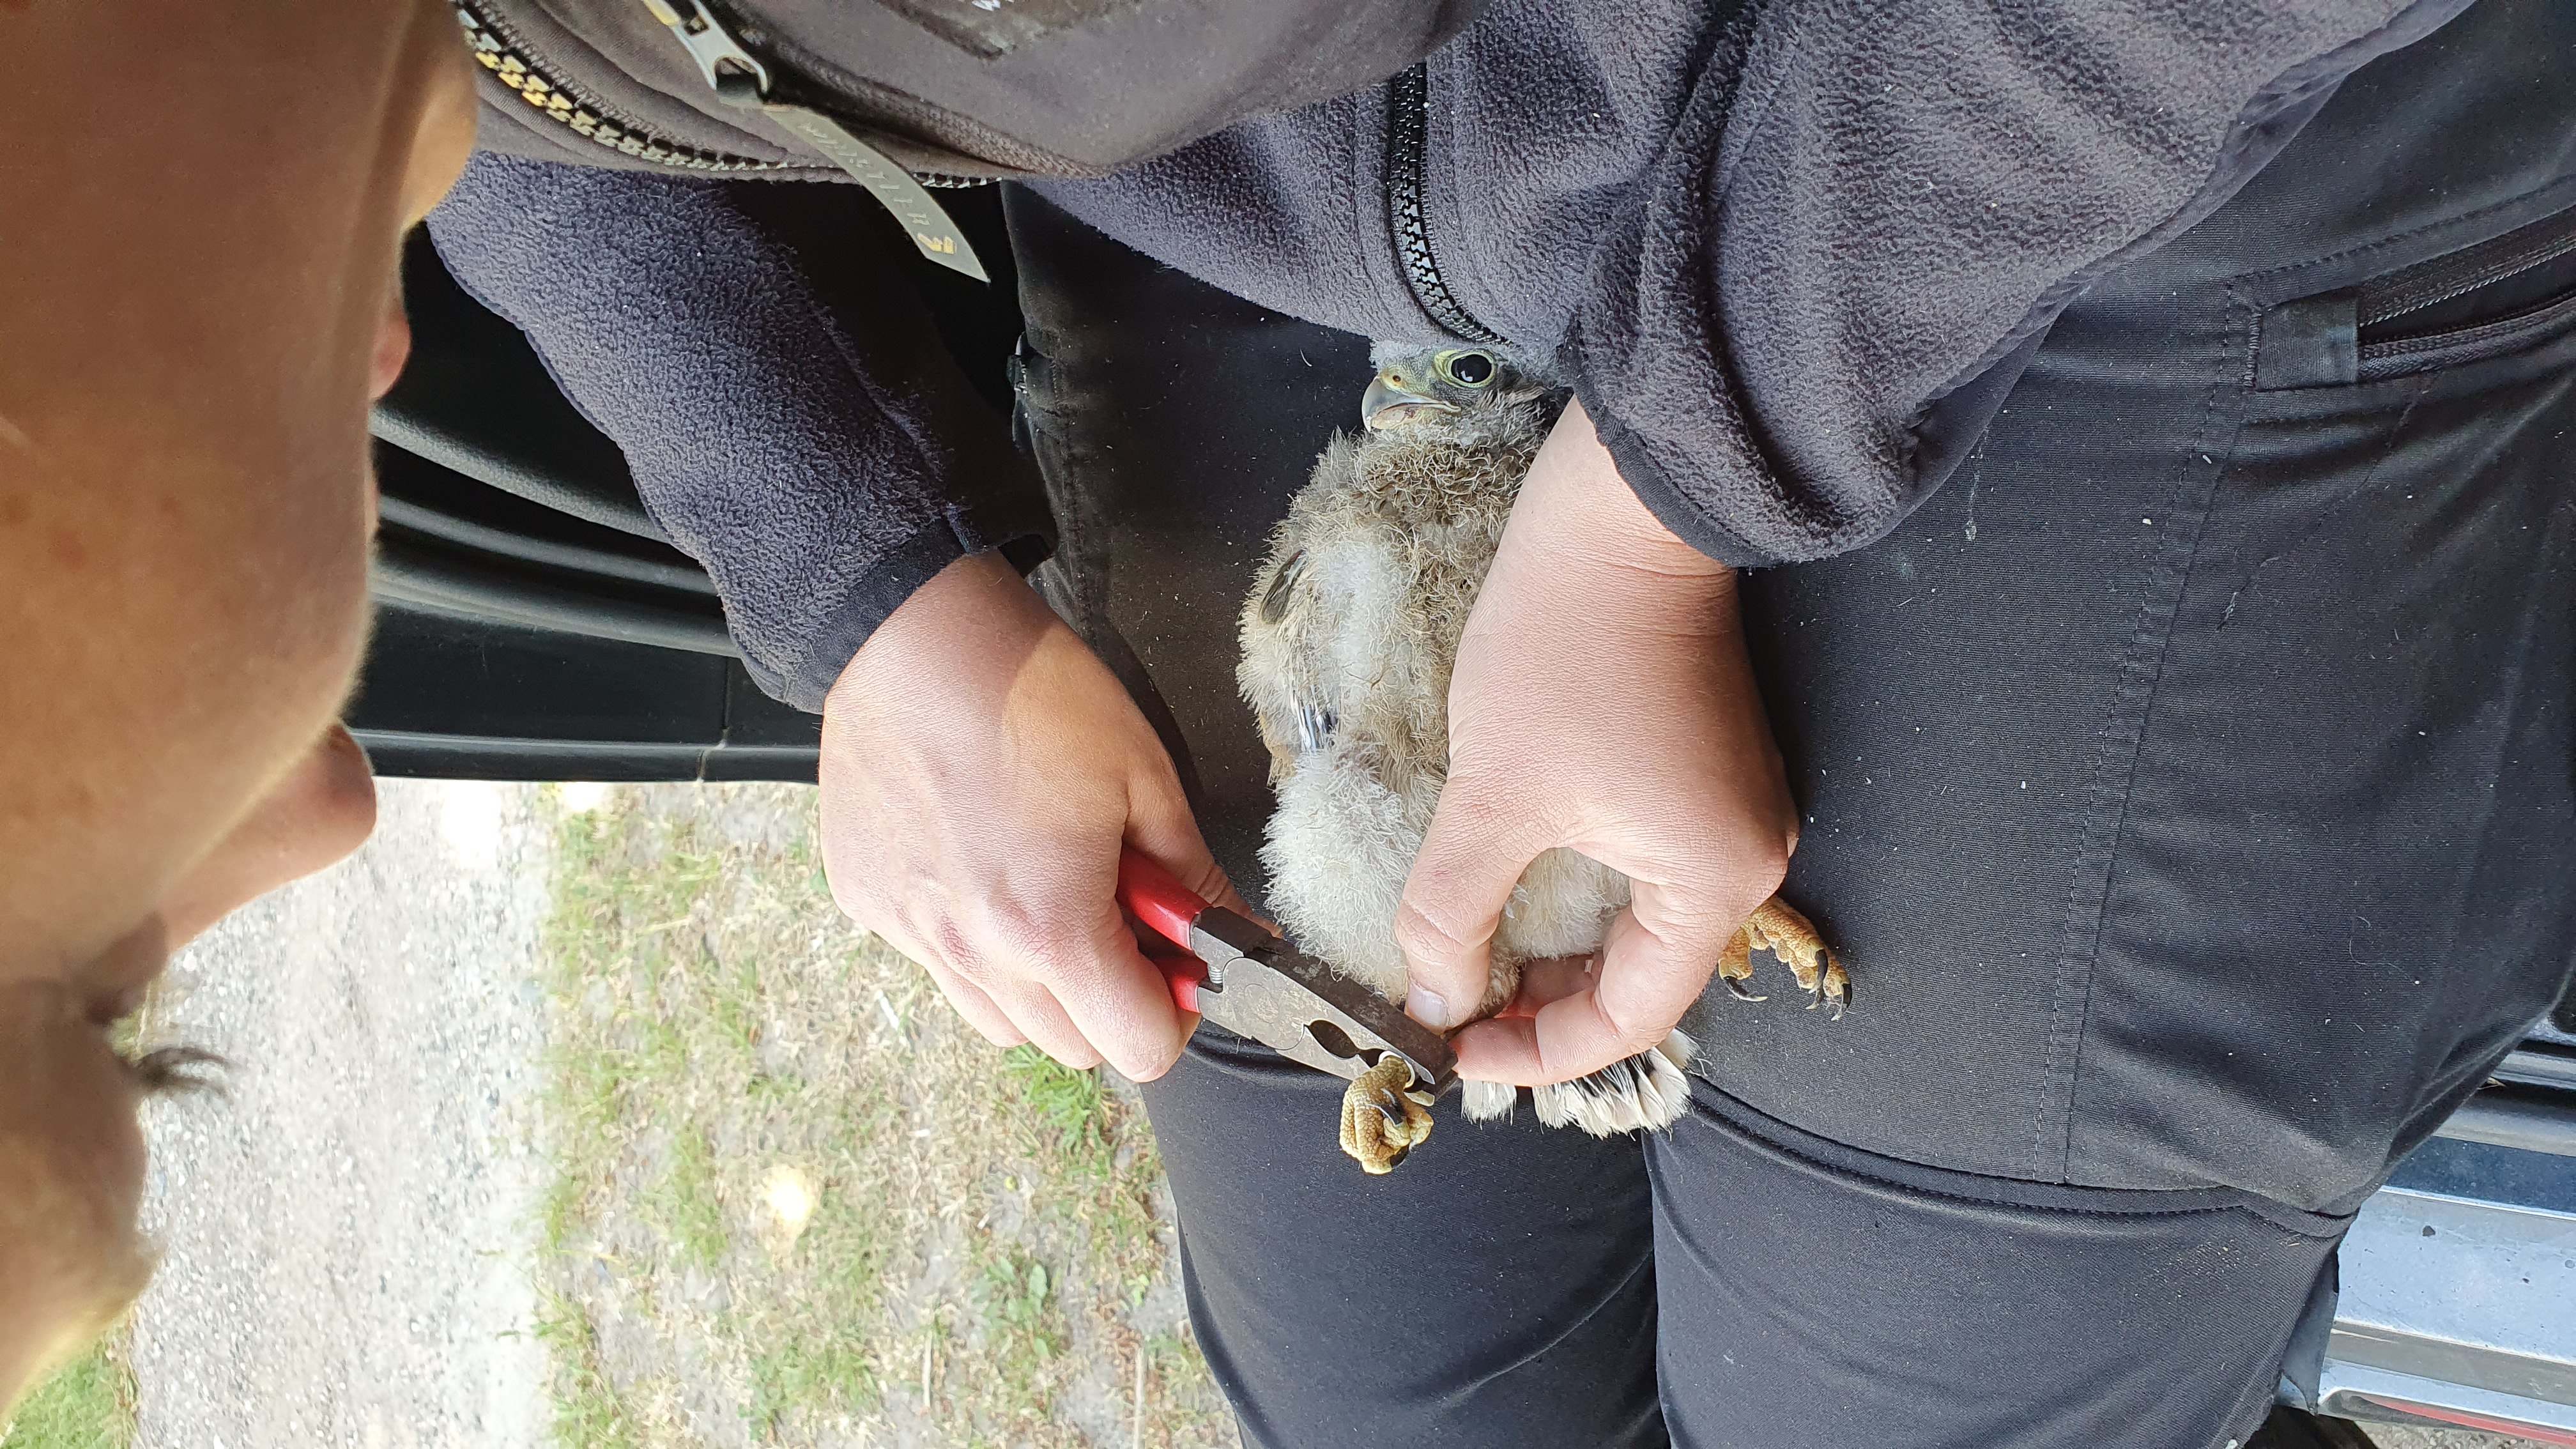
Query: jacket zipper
453 1 816 176
638 0 985 279
451 0 988 280
1385 62 1506 346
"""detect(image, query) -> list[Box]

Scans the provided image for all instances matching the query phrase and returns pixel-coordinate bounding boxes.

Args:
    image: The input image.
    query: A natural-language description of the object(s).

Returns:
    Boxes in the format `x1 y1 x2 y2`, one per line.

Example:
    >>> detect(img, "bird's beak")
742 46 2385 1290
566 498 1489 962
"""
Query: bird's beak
1363 370 1456 432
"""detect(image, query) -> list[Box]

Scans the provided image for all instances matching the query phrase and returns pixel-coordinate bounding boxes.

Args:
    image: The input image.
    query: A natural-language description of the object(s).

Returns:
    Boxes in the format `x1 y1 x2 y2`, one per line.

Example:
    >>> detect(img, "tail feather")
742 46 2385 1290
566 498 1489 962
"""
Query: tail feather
1529 1028 1696 1138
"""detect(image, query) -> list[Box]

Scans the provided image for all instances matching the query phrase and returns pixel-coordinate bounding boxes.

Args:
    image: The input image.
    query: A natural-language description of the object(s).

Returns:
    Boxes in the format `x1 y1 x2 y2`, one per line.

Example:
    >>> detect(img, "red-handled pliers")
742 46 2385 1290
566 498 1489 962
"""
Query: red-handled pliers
1117 848 1457 1094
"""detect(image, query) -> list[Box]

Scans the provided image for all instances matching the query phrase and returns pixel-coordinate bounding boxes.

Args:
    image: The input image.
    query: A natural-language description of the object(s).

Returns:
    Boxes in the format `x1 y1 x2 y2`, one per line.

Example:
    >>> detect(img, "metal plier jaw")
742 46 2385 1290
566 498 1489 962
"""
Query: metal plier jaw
1118 850 1458 1096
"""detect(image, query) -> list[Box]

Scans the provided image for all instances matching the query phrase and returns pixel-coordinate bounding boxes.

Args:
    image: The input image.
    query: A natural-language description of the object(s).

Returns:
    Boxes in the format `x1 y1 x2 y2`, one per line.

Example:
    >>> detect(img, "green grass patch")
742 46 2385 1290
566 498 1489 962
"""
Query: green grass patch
530 784 1234 1448
642 1123 726 1272
528 1289 641 1449
971 1246 1070 1420
2 1339 135 1449
1001 1045 1112 1162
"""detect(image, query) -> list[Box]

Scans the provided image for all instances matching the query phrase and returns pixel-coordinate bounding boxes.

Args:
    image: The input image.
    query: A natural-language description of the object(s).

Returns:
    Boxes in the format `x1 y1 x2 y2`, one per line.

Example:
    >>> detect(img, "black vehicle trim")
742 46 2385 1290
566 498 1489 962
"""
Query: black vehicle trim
356 729 816 782
374 408 671 545
379 496 715 597
373 531 737 657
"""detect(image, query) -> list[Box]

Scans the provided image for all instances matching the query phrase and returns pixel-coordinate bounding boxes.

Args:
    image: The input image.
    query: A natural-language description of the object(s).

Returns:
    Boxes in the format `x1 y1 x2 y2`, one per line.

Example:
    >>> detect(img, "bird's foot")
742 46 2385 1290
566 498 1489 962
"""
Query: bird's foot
1531 1029 1696 1137
1340 1055 1436 1174
1719 896 1851 1018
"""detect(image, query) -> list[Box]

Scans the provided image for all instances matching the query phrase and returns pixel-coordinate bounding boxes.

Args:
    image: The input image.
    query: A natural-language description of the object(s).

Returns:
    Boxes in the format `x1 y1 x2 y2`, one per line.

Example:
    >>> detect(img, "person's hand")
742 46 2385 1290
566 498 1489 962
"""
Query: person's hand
1397 400 1798 1087
819 551 1240 1080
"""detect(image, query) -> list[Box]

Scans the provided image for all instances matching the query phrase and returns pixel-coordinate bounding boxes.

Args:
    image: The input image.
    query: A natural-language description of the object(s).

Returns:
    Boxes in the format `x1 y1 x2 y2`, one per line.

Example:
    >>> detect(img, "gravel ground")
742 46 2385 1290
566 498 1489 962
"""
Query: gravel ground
125 780 553 1449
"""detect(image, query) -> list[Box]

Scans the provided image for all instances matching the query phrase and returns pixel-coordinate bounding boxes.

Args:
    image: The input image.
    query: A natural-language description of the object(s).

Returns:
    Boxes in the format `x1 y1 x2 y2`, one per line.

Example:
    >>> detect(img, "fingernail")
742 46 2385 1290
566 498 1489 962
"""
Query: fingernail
1406 986 1453 1030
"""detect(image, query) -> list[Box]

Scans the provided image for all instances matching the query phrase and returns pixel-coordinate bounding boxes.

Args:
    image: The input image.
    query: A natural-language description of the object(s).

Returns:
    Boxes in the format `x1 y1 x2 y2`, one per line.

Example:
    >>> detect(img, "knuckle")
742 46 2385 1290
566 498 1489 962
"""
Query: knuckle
1630 882 1733 940
1393 895 1485 963
1135 752 1192 808
1593 997 1670 1057
976 905 1058 969
1028 948 1119 1008
1650 839 1791 934
1050 1038 1107 1071
845 857 955 949
1745 829 1793 890
1430 775 1529 841
979 912 1134 1010
925 912 982 976
1726 854 1790 914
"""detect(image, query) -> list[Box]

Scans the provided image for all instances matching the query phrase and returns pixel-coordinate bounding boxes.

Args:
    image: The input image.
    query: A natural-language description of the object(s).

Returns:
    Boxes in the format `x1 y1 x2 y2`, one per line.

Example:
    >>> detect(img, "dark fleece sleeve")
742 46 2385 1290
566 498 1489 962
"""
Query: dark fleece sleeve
425 153 1053 710
1571 0 2474 567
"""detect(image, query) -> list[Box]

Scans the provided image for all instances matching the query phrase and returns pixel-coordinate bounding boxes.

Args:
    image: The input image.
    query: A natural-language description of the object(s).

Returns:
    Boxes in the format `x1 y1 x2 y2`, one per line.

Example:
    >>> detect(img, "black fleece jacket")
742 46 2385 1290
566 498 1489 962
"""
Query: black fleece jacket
429 0 2471 710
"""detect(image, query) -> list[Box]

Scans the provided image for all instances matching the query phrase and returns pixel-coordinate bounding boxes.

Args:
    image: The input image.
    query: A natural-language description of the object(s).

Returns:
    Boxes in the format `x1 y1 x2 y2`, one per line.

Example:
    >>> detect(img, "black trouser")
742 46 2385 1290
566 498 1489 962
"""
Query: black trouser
1003 3 2575 1443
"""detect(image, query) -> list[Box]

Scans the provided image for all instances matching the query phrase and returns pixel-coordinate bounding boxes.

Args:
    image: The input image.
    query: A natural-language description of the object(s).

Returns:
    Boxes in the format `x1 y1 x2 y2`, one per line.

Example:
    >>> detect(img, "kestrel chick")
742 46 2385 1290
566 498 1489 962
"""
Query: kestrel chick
1239 343 1848 1166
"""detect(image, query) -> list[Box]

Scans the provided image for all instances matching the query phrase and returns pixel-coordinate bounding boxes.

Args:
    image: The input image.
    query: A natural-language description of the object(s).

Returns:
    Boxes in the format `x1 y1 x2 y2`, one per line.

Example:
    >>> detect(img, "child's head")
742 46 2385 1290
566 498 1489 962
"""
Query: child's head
0 0 475 1411
0 723 383 1413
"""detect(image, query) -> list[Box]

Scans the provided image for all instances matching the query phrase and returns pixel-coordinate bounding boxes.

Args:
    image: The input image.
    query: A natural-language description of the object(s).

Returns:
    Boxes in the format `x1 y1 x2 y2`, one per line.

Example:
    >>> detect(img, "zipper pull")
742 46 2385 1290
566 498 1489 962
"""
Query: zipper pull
638 0 772 103
638 0 989 282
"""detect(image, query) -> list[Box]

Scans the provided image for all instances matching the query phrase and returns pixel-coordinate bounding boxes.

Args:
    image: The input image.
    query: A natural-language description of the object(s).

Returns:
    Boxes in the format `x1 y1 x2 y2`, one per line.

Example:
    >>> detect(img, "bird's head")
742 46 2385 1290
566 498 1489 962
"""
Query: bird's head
1361 343 1561 434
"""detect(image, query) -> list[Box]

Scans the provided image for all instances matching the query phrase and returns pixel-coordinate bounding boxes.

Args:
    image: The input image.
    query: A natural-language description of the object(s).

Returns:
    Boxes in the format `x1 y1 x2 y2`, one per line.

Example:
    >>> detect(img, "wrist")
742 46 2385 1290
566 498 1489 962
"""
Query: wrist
1524 401 1732 598
825 549 1048 715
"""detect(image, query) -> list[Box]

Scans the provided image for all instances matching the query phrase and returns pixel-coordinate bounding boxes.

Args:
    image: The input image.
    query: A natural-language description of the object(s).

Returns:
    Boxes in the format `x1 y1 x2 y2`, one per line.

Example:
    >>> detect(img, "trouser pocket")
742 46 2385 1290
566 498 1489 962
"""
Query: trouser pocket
2256 195 2576 388
1647 1084 2350 1449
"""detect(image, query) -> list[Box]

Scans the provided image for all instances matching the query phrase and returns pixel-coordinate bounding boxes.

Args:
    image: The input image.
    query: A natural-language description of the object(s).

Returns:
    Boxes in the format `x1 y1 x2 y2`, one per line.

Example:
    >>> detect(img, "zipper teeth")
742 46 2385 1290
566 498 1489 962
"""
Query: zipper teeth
453 2 989 188
2361 209 2576 327
451 0 818 175
2360 285 2576 363
1385 63 1506 347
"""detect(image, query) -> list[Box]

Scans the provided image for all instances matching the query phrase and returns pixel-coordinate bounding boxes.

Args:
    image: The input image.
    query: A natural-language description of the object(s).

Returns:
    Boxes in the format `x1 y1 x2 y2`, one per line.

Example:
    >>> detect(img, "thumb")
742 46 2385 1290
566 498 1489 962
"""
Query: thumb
1397 781 1546 1029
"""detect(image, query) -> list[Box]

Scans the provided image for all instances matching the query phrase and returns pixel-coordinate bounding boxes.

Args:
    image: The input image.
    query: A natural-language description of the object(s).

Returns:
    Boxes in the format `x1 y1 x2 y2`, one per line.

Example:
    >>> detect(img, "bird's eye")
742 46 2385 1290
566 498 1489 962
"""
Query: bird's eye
1434 350 1496 388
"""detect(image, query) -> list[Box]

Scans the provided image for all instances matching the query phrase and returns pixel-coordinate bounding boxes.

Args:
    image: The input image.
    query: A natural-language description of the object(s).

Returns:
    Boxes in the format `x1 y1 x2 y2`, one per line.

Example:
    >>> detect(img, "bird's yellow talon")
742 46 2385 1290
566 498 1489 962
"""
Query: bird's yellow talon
1717 926 1765 1000
1340 1056 1435 1174
1724 896 1851 1016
